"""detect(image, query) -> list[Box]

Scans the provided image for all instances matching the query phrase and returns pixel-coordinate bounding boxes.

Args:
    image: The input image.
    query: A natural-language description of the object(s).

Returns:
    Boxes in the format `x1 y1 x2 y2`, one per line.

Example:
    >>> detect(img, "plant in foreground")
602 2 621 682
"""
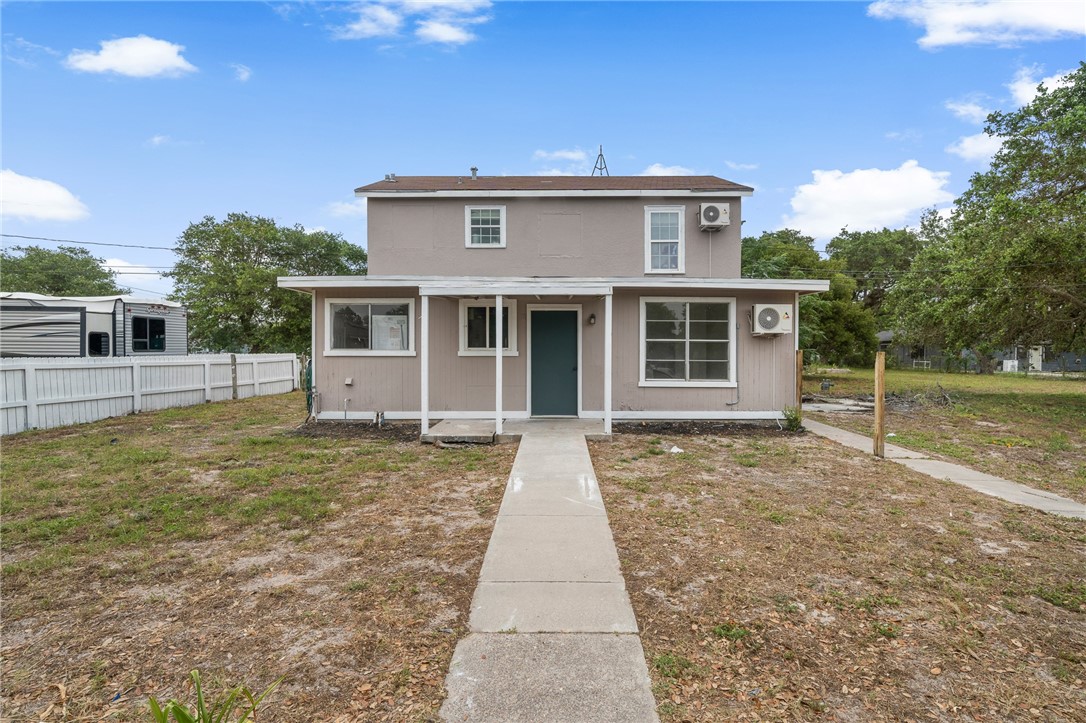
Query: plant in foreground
149 669 282 723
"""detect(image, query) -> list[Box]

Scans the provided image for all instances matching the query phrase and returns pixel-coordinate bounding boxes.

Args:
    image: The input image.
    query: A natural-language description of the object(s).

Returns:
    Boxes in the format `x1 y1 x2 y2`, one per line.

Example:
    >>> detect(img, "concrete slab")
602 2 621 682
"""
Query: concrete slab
805 419 1086 520
440 633 659 723
479 515 623 582
499 472 606 517
469 582 638 633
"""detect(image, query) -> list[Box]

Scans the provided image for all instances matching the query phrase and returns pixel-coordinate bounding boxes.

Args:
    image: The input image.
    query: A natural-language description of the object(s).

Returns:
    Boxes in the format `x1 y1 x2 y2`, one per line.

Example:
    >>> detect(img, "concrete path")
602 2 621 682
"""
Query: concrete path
804 419 1086 520
440 422 659 722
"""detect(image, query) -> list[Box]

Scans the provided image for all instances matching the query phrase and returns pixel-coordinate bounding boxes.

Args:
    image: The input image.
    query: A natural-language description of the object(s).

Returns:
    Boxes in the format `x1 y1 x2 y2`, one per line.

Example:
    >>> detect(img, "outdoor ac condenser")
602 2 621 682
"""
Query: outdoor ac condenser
752 304 793 335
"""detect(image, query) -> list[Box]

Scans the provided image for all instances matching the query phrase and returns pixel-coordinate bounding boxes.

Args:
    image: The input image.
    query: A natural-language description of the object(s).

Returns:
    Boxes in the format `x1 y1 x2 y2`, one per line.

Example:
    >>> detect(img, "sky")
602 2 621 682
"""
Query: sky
2 0 1084 298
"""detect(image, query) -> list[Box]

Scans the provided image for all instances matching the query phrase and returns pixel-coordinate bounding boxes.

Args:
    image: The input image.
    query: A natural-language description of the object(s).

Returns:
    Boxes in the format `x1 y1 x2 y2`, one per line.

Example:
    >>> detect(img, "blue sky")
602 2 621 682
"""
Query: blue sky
2 1 1083 297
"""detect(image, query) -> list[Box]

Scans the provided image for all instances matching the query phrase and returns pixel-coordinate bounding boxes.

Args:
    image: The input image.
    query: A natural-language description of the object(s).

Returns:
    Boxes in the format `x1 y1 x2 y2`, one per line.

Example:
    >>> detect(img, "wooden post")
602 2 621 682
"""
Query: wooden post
230 353 238 400
795 349 804 410
874 351 885 458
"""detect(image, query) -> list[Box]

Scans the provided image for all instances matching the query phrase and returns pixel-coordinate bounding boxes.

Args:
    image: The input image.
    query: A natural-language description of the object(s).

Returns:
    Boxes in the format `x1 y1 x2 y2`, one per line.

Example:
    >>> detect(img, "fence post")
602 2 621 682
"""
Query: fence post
252 360 260 397
131 358 143 413
230 354 238 400
795 349 804 411
204 359 212 402
24 365 39 430
874 351 885 458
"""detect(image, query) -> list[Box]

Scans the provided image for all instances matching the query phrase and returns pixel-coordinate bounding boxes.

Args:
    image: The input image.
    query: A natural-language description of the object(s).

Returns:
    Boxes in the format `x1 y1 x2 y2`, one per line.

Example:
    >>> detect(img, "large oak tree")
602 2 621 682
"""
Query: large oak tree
0 245 129 296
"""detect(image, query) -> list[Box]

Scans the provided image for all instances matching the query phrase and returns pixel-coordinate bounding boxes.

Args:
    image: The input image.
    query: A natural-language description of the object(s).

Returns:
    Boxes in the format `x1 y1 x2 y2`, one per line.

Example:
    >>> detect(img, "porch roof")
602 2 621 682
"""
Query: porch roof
277 275 830 295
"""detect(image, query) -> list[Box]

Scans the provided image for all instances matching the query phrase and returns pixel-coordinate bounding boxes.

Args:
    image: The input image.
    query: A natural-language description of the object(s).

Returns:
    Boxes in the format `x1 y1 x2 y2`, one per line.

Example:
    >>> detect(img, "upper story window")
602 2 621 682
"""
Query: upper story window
465 205 507 248
458 299 518 356
132 316 166 352
326 298 414 356
645 206 685 273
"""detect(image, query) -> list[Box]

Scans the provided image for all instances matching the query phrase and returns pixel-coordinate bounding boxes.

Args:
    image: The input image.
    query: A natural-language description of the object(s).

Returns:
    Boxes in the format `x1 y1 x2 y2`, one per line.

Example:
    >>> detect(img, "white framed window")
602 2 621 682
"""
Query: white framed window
645 205 685 273
640 297 735 387
465 206 507 248
458 299 518 356
325 298 415 356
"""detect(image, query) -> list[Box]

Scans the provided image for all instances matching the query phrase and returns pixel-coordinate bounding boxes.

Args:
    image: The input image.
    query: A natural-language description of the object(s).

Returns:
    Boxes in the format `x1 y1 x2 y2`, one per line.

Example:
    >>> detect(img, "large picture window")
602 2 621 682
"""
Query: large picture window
645 206 685 273
132 316 166 352
641 298 734 386
327 299 414 355
459 299 517 356
465 206 507 248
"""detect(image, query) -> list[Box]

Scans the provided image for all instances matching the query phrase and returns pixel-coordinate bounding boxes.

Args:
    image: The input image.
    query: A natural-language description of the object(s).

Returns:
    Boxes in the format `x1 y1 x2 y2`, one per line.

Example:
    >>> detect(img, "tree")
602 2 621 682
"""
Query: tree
826 226 921 319
742 229 827 280
0 245 130 296
167 214 367 354
889 62 1086 363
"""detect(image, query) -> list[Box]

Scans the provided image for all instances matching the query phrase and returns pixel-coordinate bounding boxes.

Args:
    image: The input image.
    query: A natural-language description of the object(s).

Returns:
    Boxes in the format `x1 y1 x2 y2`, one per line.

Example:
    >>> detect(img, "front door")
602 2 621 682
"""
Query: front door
531 309 578 416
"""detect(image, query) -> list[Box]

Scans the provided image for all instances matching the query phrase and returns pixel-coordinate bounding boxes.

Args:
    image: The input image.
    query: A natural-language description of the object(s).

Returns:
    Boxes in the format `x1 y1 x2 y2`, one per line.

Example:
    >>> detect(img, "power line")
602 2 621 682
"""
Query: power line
1 233 174 251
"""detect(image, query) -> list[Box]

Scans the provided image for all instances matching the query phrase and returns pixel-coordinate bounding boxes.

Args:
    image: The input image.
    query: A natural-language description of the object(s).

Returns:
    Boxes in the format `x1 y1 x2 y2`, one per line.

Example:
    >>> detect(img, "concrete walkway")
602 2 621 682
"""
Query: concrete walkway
440 422 658 722
804 419 1086 520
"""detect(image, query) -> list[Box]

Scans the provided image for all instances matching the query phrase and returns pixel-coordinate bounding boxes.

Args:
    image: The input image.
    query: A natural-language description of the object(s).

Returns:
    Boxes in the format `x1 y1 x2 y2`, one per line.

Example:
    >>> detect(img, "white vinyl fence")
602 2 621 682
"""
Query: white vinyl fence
1 354 299 436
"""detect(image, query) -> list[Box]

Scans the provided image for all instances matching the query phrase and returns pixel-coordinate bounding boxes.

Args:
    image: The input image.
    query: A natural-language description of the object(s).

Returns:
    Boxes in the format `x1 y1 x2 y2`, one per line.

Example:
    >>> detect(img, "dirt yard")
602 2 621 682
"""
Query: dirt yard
591 428 1086 722
1 392 515 721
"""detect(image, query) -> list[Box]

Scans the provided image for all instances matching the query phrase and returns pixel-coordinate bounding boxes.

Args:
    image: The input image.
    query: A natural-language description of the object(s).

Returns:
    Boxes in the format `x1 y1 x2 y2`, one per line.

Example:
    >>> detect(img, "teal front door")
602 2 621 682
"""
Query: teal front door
531 310 578 416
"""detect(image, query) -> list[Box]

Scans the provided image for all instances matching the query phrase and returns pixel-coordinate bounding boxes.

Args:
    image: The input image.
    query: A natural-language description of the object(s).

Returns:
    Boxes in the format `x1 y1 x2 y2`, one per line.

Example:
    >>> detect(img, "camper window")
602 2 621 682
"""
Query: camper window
88 332 110 356
132 317 166 352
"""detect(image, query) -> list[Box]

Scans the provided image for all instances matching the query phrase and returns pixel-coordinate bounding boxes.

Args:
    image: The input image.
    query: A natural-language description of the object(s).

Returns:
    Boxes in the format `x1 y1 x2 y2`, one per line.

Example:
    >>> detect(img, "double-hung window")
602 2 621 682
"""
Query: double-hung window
641 298 735 386
132 316 166 352
645 206 684 273
465 206 507 248
459 299 517 355
326 299 414 355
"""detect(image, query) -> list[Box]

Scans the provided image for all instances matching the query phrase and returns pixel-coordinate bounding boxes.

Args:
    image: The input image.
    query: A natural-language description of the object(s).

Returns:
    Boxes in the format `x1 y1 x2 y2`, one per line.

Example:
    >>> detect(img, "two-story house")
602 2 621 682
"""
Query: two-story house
278 173 828 436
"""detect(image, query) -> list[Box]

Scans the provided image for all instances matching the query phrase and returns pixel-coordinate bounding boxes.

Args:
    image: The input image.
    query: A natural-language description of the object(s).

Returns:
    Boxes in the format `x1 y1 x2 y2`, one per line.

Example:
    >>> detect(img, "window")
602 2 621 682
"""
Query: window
88 332 110 356
132 317 166 352
459 299 517 355
465 206 507 248
640 298 735 386
326 299 414 356
645 206 685 273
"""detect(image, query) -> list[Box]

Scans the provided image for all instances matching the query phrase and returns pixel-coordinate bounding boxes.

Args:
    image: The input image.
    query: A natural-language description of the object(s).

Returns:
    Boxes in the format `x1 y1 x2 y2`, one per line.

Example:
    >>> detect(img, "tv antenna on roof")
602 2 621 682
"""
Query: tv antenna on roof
592 145 609 176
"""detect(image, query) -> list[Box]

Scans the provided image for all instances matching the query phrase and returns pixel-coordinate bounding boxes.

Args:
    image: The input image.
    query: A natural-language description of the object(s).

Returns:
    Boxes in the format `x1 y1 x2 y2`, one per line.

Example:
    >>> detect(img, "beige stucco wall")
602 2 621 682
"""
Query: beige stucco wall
312 287 800 418
366 196 743 279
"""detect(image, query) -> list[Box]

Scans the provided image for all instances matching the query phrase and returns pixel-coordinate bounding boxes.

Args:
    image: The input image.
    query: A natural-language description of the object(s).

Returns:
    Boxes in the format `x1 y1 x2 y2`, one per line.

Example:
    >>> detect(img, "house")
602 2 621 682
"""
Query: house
0 293 188 358
278 173 829 435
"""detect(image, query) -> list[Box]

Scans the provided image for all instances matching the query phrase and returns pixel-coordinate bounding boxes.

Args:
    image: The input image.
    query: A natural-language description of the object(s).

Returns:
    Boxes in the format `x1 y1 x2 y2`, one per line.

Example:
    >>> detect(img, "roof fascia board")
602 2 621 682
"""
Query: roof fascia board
356 189 753 199
277 276 829 293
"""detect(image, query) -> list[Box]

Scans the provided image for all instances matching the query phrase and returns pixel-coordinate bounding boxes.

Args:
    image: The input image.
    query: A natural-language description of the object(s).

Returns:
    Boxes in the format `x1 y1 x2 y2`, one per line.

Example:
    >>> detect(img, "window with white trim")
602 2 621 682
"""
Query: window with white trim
641 298 734 385
645 206 684 273
327 299 414 355
465 206 507 247
459 299 517 355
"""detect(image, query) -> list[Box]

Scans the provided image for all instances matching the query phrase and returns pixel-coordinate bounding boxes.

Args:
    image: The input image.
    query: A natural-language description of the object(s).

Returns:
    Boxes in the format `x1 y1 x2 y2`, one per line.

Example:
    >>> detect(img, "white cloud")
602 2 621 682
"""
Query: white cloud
0 169 90 222
146 134 171 147
533 148 588 162
868 0 1085 48
1007 65 1074 107
724 160 758 171
335 1 492 45
230 63 252 82
65 35 197 78
945 131 1003 161
945 99 992 124
640 163 697 176
4 37 61 68
885 129 922 142
101 258 172 296
326 198 368 218
783 160 954 240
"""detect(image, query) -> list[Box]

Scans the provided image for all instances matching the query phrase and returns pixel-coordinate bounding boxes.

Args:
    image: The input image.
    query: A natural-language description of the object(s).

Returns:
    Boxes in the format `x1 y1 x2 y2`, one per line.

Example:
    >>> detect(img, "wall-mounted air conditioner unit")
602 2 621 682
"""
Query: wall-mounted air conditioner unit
698 202 730 230
752 304 793 335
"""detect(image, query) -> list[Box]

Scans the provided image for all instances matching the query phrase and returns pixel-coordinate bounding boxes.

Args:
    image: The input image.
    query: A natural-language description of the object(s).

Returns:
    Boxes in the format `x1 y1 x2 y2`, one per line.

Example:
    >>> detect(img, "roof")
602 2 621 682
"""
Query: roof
356 175 754 197
278 275 830 296
0 292 183 313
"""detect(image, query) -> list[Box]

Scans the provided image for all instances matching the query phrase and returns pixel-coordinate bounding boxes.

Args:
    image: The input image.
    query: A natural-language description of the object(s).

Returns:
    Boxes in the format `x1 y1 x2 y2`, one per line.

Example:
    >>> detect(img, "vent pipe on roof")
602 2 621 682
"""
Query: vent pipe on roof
389 173 397 182
470 166 478 180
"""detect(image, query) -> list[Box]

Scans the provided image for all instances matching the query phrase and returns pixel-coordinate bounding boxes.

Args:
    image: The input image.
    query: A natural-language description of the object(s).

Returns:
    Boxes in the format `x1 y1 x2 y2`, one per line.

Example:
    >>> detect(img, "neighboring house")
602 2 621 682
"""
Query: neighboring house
0 293 188 358
278 173 829 434
877 332 1085 373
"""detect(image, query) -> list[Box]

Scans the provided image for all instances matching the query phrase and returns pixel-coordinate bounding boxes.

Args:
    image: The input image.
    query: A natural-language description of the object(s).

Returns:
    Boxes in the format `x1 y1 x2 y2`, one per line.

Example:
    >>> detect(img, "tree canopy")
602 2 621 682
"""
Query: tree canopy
826 226 921 319
167 213 367 354
889 62 1086 358
0 245 130 296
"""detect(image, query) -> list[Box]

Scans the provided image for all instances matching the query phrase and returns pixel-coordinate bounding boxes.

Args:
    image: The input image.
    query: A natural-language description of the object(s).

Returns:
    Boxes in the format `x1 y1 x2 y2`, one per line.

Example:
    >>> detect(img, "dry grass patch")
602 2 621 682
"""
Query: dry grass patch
592 429 1086 722
1 392 515 721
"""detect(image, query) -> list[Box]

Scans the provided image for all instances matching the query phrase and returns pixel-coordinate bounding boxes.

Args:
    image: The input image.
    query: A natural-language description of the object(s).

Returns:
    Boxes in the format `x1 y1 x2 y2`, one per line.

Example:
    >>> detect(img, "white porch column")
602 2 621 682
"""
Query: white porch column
421 294 430 436
495 294 503 435
604 292 613 435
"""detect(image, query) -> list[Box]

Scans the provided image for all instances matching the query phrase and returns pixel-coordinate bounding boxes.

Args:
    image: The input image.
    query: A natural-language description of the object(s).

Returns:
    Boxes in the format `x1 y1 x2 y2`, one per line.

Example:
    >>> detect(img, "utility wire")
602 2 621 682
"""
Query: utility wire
1 233 174 251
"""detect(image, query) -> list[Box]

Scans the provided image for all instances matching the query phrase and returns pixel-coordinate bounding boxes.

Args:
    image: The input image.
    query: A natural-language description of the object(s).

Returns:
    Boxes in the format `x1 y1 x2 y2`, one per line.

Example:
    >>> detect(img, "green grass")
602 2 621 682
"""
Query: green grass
652 653 696 679
711 622 751 641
